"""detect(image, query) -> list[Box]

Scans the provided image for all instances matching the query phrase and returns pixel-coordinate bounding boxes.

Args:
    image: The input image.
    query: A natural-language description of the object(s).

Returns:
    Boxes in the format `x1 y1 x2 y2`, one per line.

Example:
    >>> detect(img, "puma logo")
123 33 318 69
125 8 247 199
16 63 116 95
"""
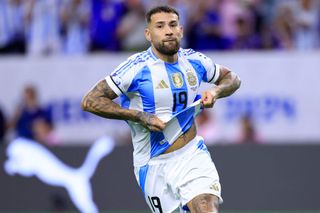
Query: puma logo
4 136 115 213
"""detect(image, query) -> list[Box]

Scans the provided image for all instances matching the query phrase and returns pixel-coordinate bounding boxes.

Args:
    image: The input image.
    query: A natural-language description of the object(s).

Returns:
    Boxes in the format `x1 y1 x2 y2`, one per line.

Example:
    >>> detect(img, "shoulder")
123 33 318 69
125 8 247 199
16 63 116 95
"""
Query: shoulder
113 50 154 76
179 48 208 60
126 50 153 63
123 50 153 69
179 48 212 66
180 48 214 70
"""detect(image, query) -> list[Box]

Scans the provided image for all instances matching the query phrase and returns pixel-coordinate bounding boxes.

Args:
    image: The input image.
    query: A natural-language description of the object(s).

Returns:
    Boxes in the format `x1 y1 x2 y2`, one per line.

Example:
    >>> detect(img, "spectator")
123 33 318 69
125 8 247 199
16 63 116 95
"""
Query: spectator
32 117 60 146
167 0 190 47
245 0 280 50
0 105 6 144
187 0 231 50
274 3 295 49
60 0 90 55
117 0 148 51
236 114 261 144
292 0 319 50
0 0 26 54
258 24 280 50
196 110 221 145
219 0 246 42
25 0 61 55
232 16 260 50
9 85 52 140
90 0 126 52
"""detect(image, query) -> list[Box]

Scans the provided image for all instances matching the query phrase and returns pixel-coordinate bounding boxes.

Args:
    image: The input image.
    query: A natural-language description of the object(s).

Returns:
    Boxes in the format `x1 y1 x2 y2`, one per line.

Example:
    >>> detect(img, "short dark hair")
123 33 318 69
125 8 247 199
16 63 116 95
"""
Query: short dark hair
145 5 180 24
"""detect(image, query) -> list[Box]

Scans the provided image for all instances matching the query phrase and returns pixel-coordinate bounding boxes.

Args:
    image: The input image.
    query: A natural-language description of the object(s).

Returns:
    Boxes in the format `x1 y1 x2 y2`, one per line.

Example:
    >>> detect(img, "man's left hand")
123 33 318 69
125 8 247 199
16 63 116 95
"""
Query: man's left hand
201 90 218 108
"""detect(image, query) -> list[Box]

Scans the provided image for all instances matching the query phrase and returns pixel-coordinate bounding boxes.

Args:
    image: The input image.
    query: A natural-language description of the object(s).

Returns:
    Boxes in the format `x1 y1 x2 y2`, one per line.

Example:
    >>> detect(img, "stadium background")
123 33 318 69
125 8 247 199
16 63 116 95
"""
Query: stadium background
1 0 320 212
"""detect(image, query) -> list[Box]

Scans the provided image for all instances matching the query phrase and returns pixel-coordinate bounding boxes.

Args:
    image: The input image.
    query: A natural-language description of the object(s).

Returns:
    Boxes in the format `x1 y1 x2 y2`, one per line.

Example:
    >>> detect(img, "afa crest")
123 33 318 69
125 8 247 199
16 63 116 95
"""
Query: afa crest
171 73 184 88
186 71 197 86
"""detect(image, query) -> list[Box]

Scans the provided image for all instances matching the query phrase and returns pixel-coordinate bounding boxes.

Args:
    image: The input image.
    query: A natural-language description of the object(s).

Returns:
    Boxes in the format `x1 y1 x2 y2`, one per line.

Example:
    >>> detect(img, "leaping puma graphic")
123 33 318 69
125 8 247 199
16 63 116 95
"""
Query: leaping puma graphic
4 136 115 213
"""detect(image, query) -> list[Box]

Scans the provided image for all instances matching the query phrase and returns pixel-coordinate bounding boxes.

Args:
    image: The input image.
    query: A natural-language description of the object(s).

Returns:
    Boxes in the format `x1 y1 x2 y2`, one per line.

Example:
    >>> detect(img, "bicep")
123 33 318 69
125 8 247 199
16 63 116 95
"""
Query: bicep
215 65 231 84
81 79 118 110
91 79 119 100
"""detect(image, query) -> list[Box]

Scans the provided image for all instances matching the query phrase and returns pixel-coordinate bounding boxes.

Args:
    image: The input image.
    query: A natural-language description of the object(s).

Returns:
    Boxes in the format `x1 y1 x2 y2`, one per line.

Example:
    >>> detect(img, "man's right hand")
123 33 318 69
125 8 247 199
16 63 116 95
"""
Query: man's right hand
137 111 166 132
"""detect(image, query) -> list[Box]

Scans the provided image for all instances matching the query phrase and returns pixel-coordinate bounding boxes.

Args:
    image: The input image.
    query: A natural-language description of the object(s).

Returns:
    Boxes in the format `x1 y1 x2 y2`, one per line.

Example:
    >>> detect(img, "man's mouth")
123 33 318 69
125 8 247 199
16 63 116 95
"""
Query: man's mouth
163 38 177 42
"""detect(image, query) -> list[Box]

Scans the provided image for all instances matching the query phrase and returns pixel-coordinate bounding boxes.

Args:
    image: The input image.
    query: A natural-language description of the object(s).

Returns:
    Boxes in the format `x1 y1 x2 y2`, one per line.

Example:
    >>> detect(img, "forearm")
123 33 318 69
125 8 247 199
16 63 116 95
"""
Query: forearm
82 95 164 131
212 70 241 99
82 95 141 122
81 79 164 131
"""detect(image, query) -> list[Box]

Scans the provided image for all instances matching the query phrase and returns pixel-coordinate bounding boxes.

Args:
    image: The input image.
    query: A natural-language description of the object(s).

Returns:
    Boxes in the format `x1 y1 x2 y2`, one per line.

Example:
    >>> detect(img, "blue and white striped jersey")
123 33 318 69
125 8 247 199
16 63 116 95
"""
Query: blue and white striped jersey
106 47 220 166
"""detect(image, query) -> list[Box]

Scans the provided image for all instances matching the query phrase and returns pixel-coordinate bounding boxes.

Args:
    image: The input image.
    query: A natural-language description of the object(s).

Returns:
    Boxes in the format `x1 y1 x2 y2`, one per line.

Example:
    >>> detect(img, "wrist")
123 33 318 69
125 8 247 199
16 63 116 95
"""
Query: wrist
134 111 144 123
134 111 150 126
210 87 221 99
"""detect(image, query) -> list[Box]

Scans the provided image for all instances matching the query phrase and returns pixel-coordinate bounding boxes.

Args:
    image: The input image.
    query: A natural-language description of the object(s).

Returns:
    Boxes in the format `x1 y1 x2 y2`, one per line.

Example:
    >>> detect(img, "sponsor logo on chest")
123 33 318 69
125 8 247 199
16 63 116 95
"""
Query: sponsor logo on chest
156 80 169 89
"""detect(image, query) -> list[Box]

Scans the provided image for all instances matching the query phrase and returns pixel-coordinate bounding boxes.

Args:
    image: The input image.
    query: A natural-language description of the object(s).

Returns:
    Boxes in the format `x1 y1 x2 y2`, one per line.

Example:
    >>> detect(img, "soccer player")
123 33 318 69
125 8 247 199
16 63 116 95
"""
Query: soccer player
82 5 241 213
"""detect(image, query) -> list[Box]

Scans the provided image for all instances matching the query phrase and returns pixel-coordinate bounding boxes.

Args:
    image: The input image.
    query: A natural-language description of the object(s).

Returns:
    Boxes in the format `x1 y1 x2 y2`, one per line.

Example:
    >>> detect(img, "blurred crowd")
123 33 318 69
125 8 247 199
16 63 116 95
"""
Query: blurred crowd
0 0 320 56
0 84 259 147
0 85 57 146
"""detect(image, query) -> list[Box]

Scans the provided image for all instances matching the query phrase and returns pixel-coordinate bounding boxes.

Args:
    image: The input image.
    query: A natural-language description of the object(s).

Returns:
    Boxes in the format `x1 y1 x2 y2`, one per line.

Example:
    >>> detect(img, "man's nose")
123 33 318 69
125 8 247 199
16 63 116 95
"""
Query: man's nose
164 25 173 35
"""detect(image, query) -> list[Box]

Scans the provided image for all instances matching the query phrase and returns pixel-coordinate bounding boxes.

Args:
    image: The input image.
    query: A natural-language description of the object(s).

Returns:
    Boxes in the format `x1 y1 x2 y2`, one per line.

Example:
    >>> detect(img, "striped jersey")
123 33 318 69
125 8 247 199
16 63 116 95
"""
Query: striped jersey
106 47 220 166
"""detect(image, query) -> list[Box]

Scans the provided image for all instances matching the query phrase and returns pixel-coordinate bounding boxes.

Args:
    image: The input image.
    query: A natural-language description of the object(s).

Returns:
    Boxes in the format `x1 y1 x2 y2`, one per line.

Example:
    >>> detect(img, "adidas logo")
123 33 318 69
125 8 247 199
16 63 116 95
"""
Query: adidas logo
156 80 169 89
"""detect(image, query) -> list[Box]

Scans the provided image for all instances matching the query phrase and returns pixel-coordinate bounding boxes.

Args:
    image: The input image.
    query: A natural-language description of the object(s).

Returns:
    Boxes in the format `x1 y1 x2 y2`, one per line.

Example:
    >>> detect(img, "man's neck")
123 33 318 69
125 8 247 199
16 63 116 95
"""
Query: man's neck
151 46 178 63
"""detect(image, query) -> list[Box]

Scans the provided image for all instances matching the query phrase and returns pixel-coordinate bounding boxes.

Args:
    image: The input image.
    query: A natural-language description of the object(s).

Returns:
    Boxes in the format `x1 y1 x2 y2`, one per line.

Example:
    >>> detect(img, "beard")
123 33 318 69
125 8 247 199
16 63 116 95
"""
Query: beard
154 39 180 56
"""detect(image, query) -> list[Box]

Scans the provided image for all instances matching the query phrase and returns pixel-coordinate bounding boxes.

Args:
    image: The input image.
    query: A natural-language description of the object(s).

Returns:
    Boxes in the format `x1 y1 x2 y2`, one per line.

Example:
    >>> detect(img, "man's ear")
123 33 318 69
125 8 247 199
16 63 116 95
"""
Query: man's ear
145 28 151 42
180 25 184 39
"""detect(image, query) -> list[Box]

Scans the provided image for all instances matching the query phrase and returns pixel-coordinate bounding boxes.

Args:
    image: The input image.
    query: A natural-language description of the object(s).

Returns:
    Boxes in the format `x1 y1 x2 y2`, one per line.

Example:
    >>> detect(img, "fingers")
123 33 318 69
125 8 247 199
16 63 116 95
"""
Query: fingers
149 125 164 132
201 91 216 108
138 112 166 131
154 118 166 131
147 115 166 132
148 124 165 131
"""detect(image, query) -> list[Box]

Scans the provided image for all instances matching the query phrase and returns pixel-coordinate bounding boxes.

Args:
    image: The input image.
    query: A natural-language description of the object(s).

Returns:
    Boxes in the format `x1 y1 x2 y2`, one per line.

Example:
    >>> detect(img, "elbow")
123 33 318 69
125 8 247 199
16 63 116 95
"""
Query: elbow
81 95 90 112
228 70 241 91
235 75 241 90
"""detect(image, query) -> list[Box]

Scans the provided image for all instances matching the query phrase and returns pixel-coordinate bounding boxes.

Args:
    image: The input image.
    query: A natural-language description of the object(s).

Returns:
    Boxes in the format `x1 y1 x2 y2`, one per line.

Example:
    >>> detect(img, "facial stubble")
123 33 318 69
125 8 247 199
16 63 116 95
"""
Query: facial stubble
154 40 180 56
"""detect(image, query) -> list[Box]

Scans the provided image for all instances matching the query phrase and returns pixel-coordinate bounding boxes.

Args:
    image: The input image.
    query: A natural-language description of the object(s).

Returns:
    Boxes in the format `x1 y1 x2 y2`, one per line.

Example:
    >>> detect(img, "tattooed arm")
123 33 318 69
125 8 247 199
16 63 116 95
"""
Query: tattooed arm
202 66 241 108
81 79 165 131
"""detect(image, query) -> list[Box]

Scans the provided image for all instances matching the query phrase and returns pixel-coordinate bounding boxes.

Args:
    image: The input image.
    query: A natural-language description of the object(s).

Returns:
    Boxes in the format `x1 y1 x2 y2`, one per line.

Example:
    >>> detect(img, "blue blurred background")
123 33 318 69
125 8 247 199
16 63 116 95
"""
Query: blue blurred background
1 0 320 55
0 0 320 212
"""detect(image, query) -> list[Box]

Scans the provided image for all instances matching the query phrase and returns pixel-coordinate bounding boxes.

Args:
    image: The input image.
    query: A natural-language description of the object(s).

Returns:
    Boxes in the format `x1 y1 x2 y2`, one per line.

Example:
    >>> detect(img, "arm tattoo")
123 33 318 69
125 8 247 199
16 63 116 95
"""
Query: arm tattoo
136 111 160 129
136 111 151 125
81 80 140 122
215 71 241 99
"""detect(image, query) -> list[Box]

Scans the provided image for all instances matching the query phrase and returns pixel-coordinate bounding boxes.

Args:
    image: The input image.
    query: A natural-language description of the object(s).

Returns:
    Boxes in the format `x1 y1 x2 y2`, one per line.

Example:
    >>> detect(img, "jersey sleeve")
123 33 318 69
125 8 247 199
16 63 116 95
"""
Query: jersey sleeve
105 54 139 96
186 50 220 84
200 54 221 84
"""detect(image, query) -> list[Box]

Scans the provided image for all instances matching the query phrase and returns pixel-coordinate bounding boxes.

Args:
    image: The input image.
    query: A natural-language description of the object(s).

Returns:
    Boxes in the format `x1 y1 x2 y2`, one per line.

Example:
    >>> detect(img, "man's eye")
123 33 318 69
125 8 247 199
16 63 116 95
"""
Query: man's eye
156 25 162 28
